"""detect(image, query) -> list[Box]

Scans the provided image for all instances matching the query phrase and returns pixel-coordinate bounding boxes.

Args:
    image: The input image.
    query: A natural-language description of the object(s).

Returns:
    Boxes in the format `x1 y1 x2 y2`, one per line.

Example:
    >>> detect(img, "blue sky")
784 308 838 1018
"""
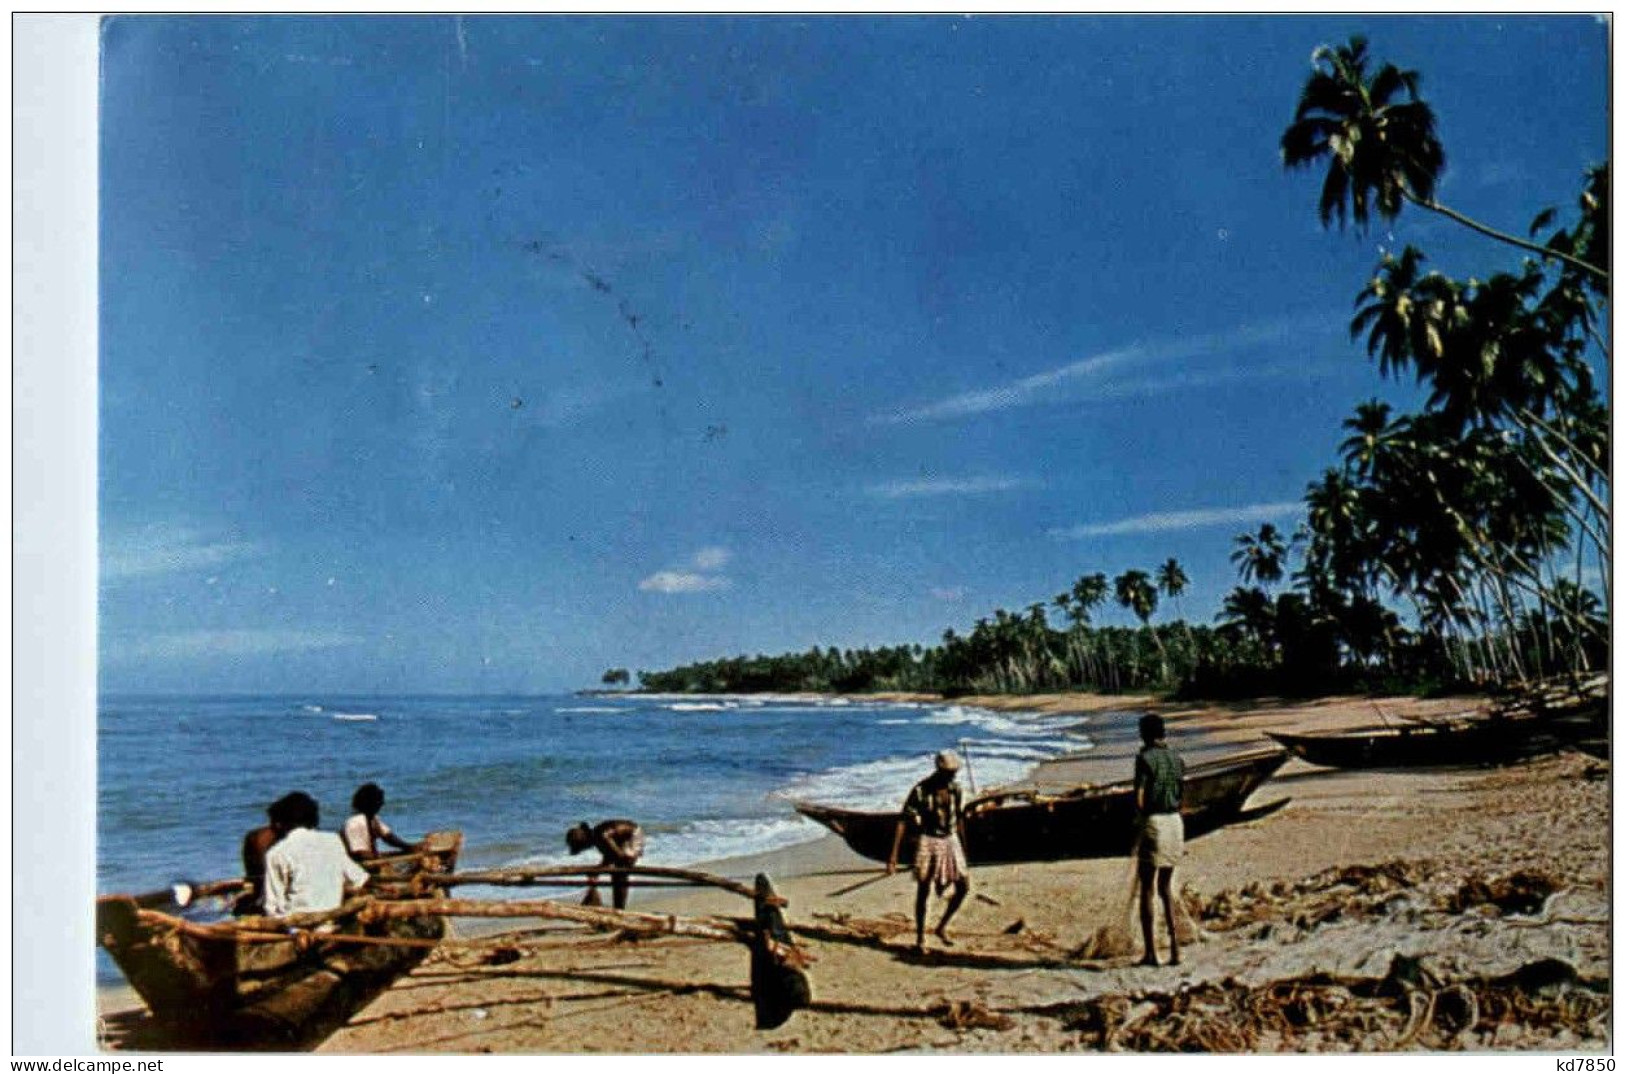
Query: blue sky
99 15 1609 694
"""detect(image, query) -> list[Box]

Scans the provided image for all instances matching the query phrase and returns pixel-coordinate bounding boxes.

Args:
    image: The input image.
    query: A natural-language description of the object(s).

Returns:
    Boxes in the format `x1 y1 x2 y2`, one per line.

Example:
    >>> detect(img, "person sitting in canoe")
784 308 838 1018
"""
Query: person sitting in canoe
263 791 370 917
1134 713 1185 967
341 782 418 861
233 793 298 916
886 750 971 955
566 819 645 910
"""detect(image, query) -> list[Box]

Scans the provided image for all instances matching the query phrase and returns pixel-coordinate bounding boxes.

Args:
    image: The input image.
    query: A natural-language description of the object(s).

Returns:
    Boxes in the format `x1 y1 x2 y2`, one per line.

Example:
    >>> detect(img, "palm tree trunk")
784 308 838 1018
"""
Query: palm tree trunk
1471 553 1609 646
1408 193 1609 284
1514 410 1611 525
1572 536 1593 674
1487 576 1529 684
1445 576 1500 683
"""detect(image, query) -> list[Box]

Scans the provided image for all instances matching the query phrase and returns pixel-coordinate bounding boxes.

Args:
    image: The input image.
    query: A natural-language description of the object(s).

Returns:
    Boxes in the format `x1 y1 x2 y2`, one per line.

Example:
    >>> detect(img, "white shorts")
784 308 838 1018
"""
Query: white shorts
1138 813 1184 869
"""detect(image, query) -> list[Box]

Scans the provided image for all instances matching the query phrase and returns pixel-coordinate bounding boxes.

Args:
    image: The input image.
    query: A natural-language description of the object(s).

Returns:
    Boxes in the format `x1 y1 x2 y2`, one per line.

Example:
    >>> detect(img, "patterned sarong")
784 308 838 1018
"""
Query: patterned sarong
913 833 968 893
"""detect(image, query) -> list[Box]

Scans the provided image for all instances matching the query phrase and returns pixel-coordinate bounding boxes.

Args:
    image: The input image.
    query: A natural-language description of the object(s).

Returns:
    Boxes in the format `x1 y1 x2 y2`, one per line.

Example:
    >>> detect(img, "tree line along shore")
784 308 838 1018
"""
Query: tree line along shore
617 35 1608 709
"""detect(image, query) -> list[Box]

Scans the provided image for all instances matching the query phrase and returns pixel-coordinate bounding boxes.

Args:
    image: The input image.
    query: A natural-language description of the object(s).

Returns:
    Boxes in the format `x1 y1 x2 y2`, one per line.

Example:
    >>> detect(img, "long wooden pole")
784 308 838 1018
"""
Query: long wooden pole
377 876 735 892
411 865 760 901
359 898 746 943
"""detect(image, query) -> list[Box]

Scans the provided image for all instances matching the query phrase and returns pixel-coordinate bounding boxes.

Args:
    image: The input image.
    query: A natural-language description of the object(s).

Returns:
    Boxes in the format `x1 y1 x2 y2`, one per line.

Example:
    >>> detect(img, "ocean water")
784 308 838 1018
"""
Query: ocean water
98 693 1113 901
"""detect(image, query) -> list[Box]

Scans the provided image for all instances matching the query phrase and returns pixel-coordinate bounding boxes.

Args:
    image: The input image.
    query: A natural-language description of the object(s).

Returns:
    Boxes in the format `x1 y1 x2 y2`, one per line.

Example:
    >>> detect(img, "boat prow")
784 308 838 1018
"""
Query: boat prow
97 830 463 1050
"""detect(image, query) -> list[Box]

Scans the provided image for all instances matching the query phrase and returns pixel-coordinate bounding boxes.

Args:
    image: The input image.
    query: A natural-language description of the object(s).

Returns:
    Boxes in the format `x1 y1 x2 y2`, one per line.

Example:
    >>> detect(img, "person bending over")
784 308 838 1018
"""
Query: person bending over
887 750 971 955
566 819 645 910
1134 713 1186 967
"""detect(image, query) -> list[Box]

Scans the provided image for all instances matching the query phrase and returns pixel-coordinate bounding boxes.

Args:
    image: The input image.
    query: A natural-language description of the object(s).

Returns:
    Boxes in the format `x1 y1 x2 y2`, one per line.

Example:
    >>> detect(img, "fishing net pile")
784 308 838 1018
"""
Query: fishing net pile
1056 954 1609 1052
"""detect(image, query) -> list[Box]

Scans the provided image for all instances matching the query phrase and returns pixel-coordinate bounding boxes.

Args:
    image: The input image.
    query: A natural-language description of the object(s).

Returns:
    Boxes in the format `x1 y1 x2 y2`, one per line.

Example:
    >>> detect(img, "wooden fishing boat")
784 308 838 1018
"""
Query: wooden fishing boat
96 830 463 1050
793 749 1289 865
1266 712 1593 769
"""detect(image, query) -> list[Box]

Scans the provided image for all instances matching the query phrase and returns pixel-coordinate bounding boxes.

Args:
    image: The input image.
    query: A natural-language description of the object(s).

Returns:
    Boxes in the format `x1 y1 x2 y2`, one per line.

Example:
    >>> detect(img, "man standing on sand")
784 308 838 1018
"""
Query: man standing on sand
887 750 971 955
1134 713 1185 967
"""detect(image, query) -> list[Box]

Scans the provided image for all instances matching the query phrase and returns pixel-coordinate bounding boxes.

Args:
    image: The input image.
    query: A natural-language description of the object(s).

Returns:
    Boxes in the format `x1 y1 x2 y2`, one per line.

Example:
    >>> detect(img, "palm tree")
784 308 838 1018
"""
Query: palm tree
1068 572 1111 687
1219 586 1277 654
1231 523 1289 590
1154 558 1189 609
1113 570 1158 625
1350 248 1460 380
1114 569 1166 682
1282 36 1605 282
1338 400 1399 479
1070 572 1109 621
1155 557 1197 656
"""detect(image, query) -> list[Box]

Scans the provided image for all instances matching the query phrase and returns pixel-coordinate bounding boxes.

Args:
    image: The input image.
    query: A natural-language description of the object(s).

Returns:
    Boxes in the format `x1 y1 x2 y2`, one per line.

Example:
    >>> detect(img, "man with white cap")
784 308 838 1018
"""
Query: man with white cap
886 749 971 954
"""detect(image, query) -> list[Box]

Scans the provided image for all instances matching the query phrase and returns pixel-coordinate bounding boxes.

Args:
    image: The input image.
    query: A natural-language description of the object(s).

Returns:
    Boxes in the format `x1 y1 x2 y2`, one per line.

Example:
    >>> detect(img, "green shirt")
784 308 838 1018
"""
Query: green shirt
902 779 963 838
1135 743 1184 815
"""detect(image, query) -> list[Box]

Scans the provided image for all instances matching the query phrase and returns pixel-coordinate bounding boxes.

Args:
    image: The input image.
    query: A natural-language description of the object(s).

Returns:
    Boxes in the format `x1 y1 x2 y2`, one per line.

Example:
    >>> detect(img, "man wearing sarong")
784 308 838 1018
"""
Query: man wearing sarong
887 750 970 955
1134 713 1185 966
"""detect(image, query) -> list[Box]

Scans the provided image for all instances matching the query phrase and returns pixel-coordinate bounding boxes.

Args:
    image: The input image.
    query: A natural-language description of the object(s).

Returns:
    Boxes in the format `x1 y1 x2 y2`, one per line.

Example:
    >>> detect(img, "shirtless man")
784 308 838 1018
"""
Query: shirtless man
235 794 297 916
566 819 645 910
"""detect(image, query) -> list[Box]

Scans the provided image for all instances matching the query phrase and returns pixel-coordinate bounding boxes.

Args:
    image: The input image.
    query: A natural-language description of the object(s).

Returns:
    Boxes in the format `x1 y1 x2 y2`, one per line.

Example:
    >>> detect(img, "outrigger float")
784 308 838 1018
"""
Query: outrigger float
97 831 811 1050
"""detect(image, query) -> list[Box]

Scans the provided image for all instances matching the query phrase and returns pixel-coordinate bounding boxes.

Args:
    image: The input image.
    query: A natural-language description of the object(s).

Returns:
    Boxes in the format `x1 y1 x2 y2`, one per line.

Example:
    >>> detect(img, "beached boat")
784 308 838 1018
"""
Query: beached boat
793 749 1289 865
1266 708 1602 770
96 831 463 1050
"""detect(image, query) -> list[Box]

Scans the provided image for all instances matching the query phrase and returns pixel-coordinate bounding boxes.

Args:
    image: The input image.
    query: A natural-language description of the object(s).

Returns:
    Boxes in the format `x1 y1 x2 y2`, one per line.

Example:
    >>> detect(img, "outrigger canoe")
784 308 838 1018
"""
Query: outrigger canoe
1266 711 1596 770
794 749 1288 865
96 831 462 1050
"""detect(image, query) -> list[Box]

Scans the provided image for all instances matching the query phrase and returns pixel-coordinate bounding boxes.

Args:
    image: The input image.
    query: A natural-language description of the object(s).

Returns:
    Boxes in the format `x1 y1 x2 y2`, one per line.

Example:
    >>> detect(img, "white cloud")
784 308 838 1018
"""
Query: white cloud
689 546 732 571
930 586 967 601
638 571 730 594
867 476 1034 499
1051 501 1301 539
873 316 1327 425
874 348 1138 424
107 629 362 661
102 524 263 581
640 547 734 593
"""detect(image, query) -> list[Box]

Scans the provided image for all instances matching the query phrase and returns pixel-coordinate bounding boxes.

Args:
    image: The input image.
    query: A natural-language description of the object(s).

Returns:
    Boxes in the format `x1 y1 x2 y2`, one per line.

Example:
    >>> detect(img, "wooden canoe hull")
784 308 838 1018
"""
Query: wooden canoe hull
97 830 461 1050
793 750 1287 865
1267 720 1570 769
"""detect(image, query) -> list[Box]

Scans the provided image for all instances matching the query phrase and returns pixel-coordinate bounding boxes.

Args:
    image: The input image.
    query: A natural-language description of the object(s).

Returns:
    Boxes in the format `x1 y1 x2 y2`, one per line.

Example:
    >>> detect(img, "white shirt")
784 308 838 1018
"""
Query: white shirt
263 827 369 917
341 813 394 857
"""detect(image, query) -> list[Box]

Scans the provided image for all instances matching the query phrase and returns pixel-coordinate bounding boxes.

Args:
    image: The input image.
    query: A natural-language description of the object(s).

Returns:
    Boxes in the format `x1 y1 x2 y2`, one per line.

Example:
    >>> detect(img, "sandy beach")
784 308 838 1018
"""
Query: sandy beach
99 692 1611 1054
